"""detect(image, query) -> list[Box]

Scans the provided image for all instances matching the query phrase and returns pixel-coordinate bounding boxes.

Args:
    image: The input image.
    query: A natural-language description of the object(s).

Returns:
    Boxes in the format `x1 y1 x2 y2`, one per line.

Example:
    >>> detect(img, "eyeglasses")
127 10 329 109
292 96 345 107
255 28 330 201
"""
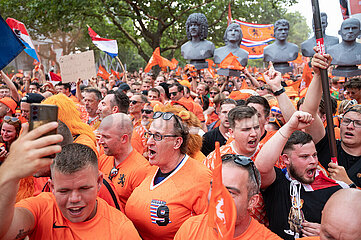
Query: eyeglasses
144 131 178 141
221 154 260 191
341 117 361 128
141 109 153 114
169 92 178 97
130 100 143 105
108 166 118 181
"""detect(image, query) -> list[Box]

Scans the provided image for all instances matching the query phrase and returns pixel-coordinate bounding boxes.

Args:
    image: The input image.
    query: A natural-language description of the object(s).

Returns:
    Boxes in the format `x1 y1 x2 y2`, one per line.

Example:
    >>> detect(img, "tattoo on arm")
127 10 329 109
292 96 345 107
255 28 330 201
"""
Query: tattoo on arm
15 228 32 239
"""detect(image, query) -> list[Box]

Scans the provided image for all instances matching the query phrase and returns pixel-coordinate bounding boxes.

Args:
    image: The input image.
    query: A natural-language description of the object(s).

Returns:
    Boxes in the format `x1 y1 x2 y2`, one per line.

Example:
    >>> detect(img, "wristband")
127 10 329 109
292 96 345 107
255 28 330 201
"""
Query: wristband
273 87 285 96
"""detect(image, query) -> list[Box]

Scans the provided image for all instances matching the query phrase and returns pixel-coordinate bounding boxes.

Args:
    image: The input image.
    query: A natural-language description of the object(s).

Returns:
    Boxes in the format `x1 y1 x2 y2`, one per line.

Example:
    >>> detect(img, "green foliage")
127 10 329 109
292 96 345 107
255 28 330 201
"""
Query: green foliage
0 0 310 71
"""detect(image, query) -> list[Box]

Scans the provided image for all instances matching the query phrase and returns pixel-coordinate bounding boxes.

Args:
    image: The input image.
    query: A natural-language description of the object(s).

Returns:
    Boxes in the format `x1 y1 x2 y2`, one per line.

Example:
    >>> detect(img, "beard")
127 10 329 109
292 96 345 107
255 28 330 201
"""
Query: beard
288 163 315 184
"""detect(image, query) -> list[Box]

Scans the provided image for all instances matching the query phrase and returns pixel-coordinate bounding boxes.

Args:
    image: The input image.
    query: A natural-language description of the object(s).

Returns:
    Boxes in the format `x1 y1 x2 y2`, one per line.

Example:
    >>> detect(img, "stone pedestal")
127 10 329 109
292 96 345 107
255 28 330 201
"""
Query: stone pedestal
332 66 361 77
273 62 292 74
217 68 241 77
190 60 208 70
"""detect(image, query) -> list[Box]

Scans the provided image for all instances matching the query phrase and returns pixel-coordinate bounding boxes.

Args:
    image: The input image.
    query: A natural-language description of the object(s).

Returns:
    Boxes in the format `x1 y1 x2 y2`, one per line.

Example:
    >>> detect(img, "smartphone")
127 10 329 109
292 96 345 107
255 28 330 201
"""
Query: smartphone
29 104 58 157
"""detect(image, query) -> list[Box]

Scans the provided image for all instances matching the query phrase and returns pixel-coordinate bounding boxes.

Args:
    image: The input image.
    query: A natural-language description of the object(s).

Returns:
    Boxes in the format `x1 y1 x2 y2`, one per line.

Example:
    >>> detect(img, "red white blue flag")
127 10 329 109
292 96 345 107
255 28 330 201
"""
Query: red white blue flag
88 26 118 58
6 18 39 62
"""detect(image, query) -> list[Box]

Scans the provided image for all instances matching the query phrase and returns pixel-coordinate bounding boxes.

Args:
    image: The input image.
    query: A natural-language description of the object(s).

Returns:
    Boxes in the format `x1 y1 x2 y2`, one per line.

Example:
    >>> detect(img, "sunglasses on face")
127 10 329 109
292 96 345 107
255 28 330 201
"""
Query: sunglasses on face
210 91 218 95
141 109 153 114
130 100 143 105
221 154 260 190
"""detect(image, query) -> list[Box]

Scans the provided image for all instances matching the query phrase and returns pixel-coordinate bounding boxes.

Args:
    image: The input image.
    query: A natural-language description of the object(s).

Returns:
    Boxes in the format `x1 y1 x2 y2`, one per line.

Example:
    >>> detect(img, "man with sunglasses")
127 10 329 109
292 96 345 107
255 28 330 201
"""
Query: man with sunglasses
129 94 148 127
125 111 211 240
299 51 361 189
98 113 153 210
256 111 344 240
175 154 281 239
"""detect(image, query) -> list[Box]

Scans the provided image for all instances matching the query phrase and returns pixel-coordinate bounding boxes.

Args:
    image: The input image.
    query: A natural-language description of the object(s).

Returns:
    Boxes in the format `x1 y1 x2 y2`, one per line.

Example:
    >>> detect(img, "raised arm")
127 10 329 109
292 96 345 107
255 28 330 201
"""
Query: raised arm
299 48 332 144
0 71 20 102
0 122 62 239
255 111 314 189
242 67 260 88
264 66 295 122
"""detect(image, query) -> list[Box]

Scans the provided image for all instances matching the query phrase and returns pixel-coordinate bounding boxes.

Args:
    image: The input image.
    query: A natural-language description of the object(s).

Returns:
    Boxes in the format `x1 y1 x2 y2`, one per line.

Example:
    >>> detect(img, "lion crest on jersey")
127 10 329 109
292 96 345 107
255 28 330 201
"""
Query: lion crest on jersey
216 198 226 224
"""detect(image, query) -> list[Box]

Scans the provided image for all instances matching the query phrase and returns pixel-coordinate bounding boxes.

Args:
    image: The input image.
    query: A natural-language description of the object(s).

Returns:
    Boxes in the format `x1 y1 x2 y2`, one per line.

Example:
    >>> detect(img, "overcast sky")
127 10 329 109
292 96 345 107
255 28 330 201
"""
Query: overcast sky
288 0 344 38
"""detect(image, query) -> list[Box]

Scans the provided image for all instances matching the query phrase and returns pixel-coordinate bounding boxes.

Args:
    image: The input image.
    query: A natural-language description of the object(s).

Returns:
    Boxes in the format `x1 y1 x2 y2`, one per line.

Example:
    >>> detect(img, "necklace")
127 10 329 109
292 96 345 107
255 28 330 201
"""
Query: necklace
108 160 119 181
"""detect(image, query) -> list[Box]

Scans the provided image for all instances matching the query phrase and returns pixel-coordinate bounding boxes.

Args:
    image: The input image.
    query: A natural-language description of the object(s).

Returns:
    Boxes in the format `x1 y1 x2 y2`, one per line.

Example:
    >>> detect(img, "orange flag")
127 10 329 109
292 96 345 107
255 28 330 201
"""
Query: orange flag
235 20 274 42
144 47 176 72
287 79 302 92
219 52 244 71
299 63 313 92
240 78 249 90
175 66 181 76
111 69 120 79
208 142 237 239
171 58 178 70
97 65 110 80
291 53 303 64
206 59 216 78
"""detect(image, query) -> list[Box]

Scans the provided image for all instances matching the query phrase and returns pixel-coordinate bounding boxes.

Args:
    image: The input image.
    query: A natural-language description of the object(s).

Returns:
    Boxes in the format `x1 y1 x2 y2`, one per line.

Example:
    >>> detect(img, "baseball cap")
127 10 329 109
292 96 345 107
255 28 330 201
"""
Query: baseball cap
21 93 45 103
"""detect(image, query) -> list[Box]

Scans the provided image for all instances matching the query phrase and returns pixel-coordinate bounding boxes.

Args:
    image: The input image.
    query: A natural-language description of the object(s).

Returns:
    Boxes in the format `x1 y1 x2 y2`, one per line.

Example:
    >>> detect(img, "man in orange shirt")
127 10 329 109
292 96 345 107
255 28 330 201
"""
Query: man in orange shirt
0 122 140 240
125 111 211 240
98 113 153 209
175 154 281 240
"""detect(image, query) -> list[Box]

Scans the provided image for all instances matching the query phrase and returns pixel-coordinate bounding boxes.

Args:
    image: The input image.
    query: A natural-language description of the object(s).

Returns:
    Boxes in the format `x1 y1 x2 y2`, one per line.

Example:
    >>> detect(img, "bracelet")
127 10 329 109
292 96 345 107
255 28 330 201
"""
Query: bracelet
278 129 288 139
273 87 285 96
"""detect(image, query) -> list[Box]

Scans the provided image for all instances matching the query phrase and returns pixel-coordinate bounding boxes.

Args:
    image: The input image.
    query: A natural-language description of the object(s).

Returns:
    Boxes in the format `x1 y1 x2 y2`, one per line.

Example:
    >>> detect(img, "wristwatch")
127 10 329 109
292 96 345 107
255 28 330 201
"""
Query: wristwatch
349 183 356 188
273 87 285 96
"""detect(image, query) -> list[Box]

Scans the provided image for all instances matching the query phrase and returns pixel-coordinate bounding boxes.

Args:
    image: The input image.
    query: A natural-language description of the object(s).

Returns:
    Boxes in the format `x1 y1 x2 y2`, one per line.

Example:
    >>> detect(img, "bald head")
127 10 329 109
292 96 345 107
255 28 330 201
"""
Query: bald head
320 189 361 240
99 113 133 136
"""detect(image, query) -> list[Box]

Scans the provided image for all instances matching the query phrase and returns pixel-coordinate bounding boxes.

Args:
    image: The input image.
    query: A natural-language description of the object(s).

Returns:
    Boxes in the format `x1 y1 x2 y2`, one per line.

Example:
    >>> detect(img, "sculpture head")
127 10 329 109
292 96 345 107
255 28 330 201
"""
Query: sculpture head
224 23 243 45
186 13 208 41
274 19 289 41
339 18 361 42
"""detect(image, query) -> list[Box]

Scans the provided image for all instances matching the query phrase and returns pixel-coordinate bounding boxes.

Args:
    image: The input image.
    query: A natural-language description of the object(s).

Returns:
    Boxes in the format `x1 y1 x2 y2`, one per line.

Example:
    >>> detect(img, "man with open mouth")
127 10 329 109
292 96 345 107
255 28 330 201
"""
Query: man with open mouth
256 111 346 240
0 122 140 239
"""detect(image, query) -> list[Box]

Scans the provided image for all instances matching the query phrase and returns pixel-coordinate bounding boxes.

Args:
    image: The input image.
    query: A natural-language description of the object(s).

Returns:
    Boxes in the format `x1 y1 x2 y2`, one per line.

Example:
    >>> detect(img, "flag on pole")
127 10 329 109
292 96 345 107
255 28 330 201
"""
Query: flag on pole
0 15 25 70
144 47 176 72
6 18 39 62
227 3 232 26
208 142 237 239
88 26 118 58
111 69 120 79
97 65 110 80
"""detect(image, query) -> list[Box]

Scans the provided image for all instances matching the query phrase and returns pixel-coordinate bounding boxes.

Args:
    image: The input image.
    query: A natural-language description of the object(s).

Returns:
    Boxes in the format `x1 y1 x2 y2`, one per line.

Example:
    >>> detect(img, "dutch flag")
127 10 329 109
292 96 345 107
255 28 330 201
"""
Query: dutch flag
6 18 39 62
88 26 118 58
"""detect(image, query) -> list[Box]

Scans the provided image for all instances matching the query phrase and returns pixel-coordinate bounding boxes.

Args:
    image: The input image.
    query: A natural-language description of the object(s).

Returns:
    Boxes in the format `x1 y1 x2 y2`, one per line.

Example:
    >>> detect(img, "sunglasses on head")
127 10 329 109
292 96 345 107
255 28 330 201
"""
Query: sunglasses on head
3 116 20 124
141 109 153 114
153 111 184 131
221 154 260 190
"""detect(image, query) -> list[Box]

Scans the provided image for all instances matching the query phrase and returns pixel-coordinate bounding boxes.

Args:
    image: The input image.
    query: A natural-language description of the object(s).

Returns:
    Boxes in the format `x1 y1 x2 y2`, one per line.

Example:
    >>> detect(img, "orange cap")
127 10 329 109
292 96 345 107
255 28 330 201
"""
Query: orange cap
0 97 17 114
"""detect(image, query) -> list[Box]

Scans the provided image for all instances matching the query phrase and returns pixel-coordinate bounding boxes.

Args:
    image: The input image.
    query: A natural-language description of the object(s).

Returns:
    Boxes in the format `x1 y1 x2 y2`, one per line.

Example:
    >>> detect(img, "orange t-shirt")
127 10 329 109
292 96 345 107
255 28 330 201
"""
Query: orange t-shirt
203 142 268 226
134 125 148 153
174 214 281 240
125 155 211 240
299 237 320 240
15 192 141 240
98 149 154 210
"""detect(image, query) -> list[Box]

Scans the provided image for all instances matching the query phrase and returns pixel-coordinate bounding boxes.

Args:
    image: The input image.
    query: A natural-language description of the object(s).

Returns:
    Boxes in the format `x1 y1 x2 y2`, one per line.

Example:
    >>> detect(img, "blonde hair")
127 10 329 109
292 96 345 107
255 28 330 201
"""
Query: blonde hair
43 94 96 143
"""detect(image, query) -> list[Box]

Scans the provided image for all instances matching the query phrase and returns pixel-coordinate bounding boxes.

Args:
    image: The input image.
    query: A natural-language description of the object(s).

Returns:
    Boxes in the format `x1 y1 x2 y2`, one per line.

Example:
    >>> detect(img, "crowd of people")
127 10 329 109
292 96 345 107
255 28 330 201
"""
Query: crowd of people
0 48 360 240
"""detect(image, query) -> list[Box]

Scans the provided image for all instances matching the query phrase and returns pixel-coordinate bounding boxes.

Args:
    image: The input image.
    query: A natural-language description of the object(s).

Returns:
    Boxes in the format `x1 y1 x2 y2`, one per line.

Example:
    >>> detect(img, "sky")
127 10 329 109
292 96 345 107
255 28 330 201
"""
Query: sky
288 0 344 38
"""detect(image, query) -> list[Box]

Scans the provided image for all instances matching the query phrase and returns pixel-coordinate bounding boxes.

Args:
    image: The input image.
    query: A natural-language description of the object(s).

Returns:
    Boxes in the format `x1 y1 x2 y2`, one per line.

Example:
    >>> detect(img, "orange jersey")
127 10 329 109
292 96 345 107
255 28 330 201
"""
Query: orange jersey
98 149 153 210
174 214 281 240
125 155 211 240
206 111 219 126
131 128 146 154
203 142 268 226
15 192 141 240
134 125 148 153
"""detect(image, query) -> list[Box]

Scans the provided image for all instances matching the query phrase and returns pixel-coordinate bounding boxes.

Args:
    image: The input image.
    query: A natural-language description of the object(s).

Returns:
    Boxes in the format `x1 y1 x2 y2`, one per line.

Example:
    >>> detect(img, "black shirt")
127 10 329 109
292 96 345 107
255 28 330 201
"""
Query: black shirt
263 167 341 240
201 126 227 156
316 133 361 187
